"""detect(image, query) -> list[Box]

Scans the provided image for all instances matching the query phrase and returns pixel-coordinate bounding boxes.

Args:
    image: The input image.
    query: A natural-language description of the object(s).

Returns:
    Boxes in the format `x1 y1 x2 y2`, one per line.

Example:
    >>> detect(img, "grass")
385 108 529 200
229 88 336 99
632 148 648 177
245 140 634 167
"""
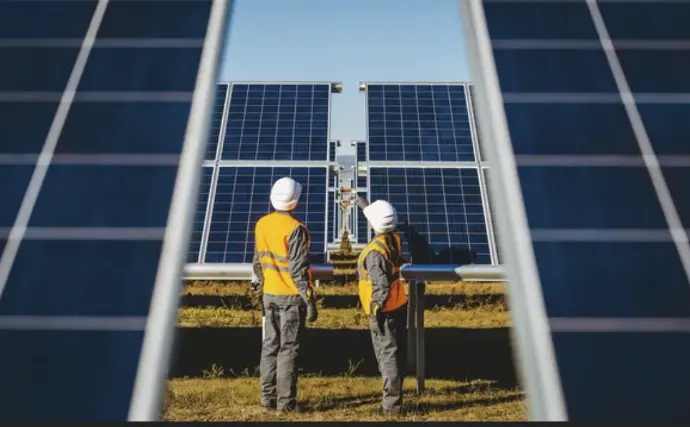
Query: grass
183 280 506 297
164 376 526 422
178 306 509 329
169 279 524 421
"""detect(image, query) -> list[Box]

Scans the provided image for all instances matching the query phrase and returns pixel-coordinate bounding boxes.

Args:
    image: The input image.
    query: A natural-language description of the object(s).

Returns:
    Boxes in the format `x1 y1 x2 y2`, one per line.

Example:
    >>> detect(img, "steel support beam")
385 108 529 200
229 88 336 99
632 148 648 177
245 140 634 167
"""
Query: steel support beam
184 263 505 282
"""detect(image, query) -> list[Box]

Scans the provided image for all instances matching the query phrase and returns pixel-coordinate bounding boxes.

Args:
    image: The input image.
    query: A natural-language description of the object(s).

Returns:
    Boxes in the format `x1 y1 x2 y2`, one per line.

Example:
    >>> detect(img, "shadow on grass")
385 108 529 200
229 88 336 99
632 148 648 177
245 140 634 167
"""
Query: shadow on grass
304 391 383 411
412 394 523 414
179 293 505 310
170 327 518 388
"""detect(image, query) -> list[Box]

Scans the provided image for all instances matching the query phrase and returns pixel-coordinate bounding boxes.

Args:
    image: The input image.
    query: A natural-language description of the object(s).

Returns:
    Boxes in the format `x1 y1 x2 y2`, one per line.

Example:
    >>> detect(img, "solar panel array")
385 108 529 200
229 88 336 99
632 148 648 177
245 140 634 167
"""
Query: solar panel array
363 83 497 264
465 0 690 421
0 0 228 421
190 82 335 264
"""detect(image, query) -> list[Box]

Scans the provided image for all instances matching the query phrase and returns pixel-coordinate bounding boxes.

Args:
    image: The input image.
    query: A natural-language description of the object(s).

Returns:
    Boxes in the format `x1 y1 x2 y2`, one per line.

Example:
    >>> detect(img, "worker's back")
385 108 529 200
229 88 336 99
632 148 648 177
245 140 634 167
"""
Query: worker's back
255 211 308 297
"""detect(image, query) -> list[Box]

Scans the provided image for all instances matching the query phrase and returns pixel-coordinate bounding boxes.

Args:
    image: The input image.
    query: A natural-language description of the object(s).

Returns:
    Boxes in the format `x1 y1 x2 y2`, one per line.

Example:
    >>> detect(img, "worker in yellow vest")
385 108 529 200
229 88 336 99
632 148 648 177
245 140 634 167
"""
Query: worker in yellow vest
357 198 408 414
251 177 318 412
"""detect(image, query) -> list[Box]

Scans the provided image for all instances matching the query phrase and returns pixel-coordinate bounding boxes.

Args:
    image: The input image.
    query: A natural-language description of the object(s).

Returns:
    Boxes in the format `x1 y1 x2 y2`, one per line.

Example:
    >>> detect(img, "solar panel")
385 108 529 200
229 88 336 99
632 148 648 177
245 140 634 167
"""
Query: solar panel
356 140 367 163
204 167 328 264
221 83 330 161
328 190 338 241
187 167 214 263
205 83 229 160
463 0 690 421
0 0 228 421
369 167 491 264
355 198 370 244
329 140 337 161
366 83 475 162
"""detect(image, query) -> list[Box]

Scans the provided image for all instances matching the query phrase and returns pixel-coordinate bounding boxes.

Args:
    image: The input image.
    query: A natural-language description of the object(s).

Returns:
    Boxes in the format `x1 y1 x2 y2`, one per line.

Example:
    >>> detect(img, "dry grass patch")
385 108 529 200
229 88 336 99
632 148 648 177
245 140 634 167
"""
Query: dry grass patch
164 376 526 421
184 281 506 297
178 305 509 329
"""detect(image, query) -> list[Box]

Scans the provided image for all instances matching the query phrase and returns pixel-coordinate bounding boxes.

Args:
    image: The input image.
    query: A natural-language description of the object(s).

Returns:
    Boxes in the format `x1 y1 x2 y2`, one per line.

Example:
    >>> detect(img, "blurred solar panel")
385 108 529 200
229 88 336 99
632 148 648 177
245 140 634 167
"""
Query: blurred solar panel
366 84 475 162
205 84 229 160
369 167 491 264
187 167 214 263
0 0 228 421
466 0 690 421
221 83 330 161
204 167 328 263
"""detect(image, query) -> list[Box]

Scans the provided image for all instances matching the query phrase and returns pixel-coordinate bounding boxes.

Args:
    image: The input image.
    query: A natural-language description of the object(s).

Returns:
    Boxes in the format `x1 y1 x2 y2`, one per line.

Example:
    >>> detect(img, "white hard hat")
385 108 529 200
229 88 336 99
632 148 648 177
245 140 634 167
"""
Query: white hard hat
363 200 397 233
270 177 302 211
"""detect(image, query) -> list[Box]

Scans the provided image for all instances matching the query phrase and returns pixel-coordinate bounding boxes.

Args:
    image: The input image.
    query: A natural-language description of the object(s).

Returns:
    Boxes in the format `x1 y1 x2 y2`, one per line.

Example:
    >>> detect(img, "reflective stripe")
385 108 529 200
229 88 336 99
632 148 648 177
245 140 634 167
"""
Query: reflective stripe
256 250 289 264
260 263 290 273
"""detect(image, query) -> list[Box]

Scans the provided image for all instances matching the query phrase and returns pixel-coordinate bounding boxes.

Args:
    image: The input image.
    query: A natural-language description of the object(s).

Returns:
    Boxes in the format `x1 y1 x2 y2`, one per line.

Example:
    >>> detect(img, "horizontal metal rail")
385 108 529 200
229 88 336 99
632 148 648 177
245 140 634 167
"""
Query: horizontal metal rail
183 263 506 282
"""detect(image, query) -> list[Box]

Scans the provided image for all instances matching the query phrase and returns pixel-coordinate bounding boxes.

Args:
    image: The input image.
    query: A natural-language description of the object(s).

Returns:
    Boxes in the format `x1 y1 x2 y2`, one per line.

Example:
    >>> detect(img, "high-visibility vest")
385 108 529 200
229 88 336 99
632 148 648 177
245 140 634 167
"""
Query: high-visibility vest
255 212 312 296
357 232 407 315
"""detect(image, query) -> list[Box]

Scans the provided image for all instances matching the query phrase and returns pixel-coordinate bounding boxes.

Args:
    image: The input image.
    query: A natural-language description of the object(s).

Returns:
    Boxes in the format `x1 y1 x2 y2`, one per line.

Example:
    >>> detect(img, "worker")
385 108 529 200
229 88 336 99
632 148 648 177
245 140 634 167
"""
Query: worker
356 197 408 414
251 177 318 412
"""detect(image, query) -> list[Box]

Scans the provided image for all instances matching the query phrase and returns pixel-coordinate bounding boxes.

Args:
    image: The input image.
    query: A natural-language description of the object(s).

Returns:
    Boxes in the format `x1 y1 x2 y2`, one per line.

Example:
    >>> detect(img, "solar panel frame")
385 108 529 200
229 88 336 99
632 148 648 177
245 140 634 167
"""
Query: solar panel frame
461 0 690 421
460 1 566 420
0 0 232 421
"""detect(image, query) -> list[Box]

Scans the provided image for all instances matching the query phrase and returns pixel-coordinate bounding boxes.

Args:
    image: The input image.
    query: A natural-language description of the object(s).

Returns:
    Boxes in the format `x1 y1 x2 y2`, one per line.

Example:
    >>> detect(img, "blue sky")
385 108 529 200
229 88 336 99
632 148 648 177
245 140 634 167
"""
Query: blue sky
218 0 471 151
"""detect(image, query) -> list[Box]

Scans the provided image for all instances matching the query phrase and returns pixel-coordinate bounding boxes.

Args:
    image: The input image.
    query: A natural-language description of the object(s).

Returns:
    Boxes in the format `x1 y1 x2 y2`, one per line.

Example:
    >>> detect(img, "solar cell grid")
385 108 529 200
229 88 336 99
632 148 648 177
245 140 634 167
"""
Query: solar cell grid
468 0 690 421
0 0 225 421
205 167 328 264
369 167 491 264
329 140 337 161
221 83 329 161
187 167 214 263
205 84 228 160
356 141 366 163
366 84 475 162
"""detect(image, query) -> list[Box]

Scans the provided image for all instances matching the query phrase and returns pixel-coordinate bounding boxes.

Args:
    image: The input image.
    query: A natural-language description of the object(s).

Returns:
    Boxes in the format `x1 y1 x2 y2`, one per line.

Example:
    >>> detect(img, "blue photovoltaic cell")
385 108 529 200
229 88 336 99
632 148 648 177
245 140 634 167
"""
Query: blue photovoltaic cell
356 199 369 244
187 167 214 263
205 84 228 160
329 140 337 162
482 0 690 421
366 84 475 162
205 167 328 263
0 0 216 421
328 191 337 241
356 141 366 163
357 175 367 191
221 83 330 161
369 168 490 264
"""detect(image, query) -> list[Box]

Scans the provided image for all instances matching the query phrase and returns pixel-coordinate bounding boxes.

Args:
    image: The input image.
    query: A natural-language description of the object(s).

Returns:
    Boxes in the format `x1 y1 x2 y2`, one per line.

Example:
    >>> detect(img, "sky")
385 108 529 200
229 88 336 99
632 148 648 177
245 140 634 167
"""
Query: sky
218 0 472 153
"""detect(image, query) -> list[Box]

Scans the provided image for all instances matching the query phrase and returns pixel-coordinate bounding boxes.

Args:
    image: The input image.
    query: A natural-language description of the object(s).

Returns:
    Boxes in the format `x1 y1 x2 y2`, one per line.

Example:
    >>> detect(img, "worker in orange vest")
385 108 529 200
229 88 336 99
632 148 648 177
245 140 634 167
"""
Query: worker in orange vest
251 177 318 412
357 197 408 414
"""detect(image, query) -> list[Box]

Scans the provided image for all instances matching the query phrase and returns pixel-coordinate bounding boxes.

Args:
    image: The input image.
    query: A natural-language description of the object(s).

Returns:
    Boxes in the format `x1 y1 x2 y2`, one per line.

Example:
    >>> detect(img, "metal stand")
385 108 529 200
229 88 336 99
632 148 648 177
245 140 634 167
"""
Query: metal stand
406 281 426 394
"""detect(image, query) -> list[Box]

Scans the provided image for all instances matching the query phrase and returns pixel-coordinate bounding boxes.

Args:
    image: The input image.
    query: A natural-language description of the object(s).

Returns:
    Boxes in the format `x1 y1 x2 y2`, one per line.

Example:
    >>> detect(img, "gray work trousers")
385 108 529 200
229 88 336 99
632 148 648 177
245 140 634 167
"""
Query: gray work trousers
260 299 306 410
370 304 407 412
